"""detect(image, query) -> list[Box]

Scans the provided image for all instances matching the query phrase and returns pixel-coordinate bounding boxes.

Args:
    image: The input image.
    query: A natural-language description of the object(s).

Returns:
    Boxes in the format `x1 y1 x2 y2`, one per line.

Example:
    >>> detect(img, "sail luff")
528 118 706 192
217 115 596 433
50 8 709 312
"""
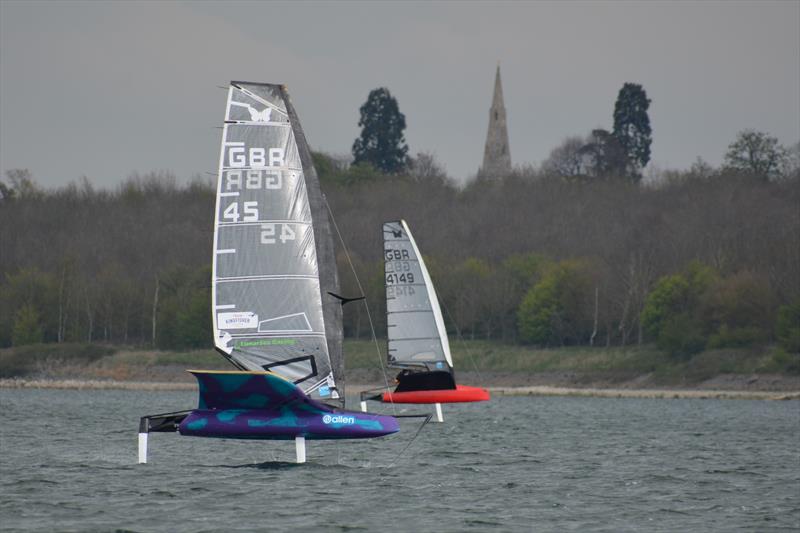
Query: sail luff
211 88 244 368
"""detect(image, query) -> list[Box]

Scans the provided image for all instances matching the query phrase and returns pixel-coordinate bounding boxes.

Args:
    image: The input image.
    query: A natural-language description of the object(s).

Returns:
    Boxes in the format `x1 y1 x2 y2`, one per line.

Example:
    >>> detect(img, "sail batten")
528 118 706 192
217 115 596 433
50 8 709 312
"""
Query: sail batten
212 82 342 402
383 220 453 372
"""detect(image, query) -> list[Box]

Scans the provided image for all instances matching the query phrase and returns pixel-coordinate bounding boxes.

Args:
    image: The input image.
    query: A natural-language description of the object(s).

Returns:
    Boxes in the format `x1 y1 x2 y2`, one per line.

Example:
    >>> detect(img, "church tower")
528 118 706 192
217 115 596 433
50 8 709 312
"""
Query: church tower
480 64 512 178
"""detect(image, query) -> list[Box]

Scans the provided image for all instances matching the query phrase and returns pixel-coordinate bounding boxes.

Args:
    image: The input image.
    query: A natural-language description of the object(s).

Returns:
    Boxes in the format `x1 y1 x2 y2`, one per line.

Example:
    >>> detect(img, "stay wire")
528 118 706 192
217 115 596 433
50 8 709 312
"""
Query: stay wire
386 414 432 468
323 196 396 416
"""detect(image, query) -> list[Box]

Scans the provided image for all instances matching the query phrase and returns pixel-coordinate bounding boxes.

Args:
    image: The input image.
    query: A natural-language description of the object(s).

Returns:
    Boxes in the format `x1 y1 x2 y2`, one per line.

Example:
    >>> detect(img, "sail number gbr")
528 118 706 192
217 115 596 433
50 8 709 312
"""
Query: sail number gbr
385 249 415 284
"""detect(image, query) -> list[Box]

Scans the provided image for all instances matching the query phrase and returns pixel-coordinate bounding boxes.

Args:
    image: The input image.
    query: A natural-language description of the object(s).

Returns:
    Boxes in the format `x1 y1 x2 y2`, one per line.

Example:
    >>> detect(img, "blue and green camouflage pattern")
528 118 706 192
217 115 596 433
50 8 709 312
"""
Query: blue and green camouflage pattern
178 371 398 440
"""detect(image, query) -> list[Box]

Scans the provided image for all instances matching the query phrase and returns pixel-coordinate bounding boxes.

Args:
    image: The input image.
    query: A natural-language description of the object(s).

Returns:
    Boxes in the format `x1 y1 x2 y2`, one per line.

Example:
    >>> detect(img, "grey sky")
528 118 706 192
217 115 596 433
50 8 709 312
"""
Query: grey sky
1 0 798 187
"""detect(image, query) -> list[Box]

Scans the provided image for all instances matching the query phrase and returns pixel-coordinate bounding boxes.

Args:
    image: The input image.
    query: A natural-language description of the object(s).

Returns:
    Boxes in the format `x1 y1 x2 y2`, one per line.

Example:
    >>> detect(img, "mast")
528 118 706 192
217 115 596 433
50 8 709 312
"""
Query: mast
281 85 344 401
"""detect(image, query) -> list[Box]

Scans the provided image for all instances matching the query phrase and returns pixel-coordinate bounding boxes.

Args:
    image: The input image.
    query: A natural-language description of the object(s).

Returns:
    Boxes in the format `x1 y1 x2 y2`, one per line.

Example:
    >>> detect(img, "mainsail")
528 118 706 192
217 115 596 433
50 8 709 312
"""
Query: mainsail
212 82 343 402
383 220 453 373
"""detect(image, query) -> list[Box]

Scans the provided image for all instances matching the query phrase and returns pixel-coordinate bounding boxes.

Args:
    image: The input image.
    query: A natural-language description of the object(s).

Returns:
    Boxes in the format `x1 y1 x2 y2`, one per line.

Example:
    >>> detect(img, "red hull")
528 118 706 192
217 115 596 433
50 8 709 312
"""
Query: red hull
382 384 490 404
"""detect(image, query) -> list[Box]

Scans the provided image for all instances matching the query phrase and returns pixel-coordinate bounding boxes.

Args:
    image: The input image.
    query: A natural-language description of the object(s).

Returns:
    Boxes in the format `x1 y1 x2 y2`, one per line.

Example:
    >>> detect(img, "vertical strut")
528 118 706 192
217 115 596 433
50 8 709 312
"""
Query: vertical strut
138 432 148 464
295 436 306 463
434 403 443 423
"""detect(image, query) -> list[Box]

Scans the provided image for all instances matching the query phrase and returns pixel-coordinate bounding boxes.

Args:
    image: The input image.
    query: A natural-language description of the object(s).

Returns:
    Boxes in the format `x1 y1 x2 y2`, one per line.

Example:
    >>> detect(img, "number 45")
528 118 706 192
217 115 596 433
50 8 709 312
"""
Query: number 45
261 223 296 244
223 201 259 223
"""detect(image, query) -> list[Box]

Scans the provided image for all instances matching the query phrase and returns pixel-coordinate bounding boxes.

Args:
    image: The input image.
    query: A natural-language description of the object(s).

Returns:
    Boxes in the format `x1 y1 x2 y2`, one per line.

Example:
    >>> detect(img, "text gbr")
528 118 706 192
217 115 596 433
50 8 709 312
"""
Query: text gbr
220 145 297 245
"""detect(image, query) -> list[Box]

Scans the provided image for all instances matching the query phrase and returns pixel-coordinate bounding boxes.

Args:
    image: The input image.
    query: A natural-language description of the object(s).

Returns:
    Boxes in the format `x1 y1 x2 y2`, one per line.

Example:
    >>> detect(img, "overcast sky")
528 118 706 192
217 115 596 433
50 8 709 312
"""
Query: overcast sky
1 0 798 187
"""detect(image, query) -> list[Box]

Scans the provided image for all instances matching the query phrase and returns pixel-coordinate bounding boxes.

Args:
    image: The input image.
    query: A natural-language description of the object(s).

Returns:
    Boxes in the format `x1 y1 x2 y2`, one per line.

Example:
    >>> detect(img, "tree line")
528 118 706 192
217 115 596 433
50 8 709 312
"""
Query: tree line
1 161 798 357
324 161 799 356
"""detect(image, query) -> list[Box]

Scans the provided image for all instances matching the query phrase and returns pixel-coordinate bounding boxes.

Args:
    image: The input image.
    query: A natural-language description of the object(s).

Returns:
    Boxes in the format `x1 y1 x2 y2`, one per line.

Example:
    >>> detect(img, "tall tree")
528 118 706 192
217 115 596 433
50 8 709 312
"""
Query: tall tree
724 129 788 181
352 88 409 174
579 129 628 179
541 135 590 178
613 83 652 179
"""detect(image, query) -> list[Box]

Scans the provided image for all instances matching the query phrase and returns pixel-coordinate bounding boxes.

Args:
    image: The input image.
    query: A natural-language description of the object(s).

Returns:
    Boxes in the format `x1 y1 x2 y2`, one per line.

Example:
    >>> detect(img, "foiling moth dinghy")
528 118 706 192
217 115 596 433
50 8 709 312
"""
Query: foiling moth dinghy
138 82 397 464
360 220 490 422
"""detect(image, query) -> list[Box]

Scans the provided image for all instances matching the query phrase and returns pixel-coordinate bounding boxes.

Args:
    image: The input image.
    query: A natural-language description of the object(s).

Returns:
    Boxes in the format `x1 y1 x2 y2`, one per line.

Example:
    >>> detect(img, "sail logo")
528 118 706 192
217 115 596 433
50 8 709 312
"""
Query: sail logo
229 100 273 122
218 311 258 330
246 105 272 122
322 414 355 425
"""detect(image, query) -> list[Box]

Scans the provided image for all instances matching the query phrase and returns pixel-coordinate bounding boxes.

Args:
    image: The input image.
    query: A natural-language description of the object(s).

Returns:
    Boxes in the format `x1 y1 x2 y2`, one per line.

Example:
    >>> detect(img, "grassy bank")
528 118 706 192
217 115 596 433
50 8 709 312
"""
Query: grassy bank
345 339 799 384
0 340 798 389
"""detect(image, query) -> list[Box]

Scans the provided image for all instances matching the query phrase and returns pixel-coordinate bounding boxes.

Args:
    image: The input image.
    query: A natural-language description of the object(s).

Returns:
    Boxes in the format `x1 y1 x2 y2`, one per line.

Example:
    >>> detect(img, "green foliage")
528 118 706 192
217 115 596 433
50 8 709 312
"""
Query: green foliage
758 347 800 375
155 266 211 350
491 254 549 341
776 300 800 353
685 261 718 293
312 151 387 186
352 88 409 174
641 262 717 357
428 256 494 339
612 82 652 176
641 273 691 338
656 313 706 358
454 257 492 334
518 276 559 345
1 268 58 346
346 162 384 184
724 129 788 181
11 303 44 346
643 267 777 356
175 289 211 349
700 271 772 348
707 325 767 349
0 163 796 362
517 260 593 345
503 253 547 286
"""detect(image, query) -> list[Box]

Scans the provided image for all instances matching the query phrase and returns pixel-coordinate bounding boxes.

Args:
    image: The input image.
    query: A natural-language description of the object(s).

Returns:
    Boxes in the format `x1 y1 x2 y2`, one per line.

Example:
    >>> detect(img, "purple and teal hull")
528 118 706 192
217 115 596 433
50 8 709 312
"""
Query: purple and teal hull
178 370 398 440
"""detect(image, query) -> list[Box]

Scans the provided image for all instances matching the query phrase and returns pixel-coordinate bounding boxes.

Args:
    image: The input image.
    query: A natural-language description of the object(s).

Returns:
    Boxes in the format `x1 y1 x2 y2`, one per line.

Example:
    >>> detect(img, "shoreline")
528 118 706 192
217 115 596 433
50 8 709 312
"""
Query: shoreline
2 378 797 400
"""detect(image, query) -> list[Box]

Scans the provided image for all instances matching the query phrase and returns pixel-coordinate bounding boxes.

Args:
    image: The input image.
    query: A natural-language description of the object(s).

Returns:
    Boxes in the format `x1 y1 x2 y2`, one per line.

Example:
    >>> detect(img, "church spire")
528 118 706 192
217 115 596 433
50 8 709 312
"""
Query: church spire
480 64 512 179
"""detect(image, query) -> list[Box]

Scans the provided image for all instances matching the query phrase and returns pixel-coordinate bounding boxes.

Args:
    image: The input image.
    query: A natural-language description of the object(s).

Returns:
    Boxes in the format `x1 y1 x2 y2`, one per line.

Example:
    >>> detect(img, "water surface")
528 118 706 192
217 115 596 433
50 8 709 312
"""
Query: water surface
1 390 798 532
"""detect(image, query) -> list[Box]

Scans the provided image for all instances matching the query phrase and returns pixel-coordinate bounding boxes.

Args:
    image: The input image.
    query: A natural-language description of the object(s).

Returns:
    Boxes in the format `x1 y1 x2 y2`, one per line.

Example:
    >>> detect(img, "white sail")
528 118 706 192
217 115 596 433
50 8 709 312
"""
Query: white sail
383 220 453 371
212 82 340 401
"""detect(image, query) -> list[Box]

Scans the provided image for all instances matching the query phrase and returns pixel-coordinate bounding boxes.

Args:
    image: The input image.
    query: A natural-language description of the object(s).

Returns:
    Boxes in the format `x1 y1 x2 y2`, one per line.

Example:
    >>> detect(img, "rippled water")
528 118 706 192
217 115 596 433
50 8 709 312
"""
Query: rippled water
0 389 798 532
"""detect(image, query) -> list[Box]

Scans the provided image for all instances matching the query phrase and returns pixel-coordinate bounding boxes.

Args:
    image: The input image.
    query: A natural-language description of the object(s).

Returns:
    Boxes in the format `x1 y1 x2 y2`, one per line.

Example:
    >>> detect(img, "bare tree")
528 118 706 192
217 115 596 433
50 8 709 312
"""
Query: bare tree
541 136 590 178
724 129 788 181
